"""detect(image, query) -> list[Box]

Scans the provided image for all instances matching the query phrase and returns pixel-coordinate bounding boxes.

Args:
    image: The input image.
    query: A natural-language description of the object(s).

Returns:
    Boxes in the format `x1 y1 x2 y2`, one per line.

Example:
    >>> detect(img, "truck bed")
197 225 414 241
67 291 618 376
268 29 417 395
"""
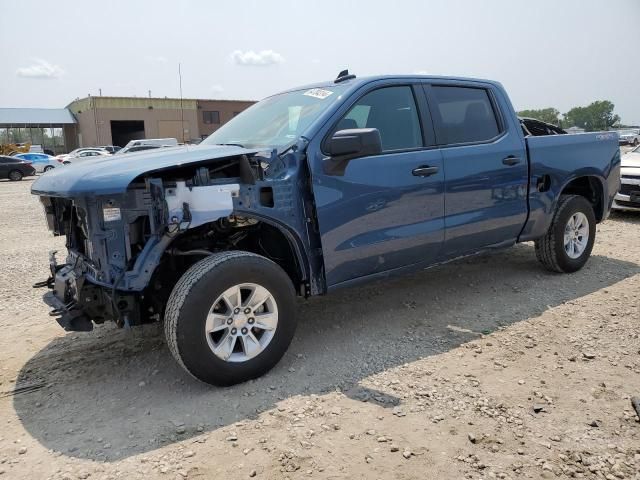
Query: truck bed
519 131 620 241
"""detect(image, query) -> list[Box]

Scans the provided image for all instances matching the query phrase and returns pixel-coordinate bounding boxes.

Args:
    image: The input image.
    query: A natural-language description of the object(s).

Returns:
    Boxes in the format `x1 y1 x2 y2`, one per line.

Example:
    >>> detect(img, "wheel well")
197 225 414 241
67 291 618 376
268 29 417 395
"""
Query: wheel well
244 222 303 289
143 219 306 324
560 176 604 222
161 219 304 292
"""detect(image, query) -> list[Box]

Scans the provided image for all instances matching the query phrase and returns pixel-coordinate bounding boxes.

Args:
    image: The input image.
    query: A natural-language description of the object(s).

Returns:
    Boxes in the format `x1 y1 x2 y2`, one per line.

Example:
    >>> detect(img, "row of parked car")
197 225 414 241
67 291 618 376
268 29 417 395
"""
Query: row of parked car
0 138 180 181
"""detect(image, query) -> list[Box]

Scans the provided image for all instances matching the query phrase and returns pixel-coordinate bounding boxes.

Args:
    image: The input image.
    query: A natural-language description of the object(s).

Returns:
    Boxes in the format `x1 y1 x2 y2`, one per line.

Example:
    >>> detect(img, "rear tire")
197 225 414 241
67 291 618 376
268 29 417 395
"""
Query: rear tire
43 166 54 172
535 195 596 273
8 170 23 181
164 251 297 386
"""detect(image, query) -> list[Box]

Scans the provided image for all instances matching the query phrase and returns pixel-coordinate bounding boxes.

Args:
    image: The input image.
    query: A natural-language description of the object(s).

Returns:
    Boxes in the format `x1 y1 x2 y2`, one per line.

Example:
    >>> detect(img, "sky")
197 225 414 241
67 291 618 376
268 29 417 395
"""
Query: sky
1 0 639 124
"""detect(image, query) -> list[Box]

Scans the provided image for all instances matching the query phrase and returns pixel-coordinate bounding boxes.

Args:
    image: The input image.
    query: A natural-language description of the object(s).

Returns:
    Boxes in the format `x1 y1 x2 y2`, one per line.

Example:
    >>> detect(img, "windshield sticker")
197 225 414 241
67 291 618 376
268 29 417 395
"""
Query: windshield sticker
303 88 334 100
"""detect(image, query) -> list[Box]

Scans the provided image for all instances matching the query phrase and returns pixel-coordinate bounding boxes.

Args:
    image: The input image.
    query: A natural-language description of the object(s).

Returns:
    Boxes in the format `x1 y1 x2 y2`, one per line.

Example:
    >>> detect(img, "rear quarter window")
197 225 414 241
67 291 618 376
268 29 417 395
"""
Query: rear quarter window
431 86 501 145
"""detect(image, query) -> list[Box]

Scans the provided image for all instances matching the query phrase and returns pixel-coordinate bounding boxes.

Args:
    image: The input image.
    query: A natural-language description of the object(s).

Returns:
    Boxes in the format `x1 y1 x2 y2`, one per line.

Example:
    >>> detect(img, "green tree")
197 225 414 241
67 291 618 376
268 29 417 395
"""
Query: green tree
517 107 561 125
563 100 620 131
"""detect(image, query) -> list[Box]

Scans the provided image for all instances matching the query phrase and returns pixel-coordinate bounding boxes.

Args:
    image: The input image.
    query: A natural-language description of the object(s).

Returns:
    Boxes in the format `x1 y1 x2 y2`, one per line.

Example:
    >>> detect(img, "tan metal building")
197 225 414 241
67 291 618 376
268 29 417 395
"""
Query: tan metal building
197 99 255 138
67 96 255 148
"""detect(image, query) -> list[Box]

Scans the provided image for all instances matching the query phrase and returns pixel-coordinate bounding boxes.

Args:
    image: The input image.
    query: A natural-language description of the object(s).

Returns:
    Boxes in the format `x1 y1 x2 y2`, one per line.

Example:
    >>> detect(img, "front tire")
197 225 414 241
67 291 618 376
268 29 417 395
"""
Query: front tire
535 195 596 273
43 166 54 172
8 170 23 181
164 251 297 386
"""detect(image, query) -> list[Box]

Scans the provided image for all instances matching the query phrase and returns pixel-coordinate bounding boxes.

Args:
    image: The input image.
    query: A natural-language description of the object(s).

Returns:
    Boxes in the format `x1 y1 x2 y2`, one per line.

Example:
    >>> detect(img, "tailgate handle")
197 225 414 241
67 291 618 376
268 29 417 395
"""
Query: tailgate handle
412 165 439 177
502 156 521 166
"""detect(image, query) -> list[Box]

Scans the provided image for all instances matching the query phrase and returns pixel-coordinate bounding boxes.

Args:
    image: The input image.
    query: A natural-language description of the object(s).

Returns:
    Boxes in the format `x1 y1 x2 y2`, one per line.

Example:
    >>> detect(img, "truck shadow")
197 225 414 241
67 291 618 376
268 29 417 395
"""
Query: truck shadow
12 244 639 461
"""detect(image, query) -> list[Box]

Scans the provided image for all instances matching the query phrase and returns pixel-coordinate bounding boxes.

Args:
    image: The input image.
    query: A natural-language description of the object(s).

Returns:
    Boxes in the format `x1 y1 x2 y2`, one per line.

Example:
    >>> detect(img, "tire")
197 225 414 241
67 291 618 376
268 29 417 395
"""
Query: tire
633 138 639 146
43 166 54 172
8 170 23 181
164 251 297 386
535 195 596 273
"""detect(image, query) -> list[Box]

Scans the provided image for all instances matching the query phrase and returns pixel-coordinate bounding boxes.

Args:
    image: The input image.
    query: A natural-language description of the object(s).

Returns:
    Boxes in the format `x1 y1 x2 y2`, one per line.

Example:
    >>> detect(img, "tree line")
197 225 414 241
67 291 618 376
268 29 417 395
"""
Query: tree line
517 100 629 131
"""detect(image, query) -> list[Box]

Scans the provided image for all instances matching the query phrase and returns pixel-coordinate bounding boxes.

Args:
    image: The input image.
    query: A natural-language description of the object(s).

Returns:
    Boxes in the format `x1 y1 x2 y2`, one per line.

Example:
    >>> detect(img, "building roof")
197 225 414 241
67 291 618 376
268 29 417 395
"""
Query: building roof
0 108 76 125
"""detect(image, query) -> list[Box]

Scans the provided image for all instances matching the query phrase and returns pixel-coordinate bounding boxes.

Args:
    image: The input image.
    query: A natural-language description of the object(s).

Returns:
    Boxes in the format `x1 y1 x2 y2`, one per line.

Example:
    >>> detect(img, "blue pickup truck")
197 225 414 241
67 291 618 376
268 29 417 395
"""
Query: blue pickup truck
32 72 620 385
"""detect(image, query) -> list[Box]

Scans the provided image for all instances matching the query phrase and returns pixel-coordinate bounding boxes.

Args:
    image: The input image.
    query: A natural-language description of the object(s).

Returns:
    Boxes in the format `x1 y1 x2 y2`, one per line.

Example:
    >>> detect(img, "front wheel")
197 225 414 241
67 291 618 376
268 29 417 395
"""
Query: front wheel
633 138 639 146
535 195 596 273
164 251 297 386
43 166 54 172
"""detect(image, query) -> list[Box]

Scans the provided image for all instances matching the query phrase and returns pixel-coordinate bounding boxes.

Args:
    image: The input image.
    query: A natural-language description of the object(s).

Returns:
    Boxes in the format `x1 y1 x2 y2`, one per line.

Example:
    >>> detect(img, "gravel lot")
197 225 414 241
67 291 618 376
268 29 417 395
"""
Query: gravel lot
0 175 639 480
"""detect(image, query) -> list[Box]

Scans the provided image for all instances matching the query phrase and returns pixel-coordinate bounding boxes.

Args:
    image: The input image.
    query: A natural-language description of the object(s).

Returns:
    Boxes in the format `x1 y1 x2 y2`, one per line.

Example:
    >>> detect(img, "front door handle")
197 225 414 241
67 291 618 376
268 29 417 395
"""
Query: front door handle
412 165 439 177
502 156 521 166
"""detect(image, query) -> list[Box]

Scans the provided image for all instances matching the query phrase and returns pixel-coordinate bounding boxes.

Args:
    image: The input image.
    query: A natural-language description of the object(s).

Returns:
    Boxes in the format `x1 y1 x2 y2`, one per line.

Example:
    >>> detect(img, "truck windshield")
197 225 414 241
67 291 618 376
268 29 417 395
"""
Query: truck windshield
202 86 348 151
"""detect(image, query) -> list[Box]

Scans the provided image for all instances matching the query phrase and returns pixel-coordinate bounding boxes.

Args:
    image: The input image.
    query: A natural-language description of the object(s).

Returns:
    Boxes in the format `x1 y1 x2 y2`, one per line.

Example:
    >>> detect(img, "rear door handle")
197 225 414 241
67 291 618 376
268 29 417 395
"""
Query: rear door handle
502 156 521 166
412 165 439 177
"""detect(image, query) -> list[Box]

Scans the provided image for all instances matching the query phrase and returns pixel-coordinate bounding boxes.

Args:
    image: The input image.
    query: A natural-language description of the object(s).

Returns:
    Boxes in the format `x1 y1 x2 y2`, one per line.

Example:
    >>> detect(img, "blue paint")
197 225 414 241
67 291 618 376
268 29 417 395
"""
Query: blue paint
32 75 620 296
31 145 261 197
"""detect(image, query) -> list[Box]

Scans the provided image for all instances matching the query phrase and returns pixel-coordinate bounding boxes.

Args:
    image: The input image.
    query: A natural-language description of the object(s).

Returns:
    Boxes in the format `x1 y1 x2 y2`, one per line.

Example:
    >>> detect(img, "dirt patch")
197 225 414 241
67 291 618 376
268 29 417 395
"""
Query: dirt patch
0 179 638 479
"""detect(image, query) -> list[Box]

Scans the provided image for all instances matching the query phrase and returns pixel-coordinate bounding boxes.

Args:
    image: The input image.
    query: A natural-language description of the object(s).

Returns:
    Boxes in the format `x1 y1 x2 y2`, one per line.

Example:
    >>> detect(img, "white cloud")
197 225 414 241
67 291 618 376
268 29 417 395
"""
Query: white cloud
210 84 224 93
16 59 64 79
230 49 284 66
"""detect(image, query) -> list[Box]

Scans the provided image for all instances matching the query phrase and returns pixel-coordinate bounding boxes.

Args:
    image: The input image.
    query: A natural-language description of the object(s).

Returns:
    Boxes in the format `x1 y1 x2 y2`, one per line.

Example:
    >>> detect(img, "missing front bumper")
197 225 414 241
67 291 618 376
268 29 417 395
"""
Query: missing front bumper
33 251 113 332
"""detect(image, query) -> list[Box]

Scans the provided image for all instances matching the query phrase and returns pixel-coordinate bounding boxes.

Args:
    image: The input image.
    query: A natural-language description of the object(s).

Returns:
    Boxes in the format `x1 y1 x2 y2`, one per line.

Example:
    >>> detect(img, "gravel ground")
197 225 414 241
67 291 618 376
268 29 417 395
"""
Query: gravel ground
0 177 639 480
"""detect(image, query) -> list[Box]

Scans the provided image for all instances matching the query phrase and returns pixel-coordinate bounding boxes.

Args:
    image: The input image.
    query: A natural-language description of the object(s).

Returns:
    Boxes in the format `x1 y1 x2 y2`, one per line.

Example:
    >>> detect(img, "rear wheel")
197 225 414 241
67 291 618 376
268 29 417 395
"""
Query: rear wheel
633 138 639 146
43 166 54 172
8 170 23 181
535 195 596 273
164 251 297 386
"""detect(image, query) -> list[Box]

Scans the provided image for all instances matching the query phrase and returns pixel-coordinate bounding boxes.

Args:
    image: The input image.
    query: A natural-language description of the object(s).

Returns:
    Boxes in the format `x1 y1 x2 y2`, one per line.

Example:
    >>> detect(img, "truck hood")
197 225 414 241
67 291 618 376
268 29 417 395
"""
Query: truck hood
31 144 261 197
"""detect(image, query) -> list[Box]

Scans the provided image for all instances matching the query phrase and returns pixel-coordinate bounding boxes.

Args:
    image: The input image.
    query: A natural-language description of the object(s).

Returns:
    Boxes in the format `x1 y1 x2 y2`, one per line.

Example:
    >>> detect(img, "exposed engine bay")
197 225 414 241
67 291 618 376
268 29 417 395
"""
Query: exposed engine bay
35 149 318 332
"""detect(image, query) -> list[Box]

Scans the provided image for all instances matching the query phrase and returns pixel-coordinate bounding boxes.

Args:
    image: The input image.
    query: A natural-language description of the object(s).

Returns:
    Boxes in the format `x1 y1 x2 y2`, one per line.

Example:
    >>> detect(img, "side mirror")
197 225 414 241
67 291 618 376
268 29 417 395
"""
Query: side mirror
323 128 382 175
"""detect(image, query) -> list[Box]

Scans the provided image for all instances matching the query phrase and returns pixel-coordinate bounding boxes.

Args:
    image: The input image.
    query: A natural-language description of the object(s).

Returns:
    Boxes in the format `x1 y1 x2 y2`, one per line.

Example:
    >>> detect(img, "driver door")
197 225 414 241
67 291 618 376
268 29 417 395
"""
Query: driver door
309 84 445 287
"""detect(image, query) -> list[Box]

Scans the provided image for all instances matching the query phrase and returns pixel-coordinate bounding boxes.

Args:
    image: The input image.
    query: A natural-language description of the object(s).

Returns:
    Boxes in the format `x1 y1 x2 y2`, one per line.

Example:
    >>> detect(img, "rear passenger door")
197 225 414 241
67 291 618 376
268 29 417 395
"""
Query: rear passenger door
424 83 528 257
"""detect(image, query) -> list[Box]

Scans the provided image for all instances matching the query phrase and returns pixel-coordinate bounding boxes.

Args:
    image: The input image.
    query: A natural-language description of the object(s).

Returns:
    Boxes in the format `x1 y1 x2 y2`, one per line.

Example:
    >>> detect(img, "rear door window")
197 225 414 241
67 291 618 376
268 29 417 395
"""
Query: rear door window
431 86 500 145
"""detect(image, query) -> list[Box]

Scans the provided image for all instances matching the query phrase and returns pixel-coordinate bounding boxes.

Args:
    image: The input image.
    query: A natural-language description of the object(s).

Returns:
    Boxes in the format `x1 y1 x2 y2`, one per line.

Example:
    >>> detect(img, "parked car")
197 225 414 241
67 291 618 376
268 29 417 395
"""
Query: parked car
116 144 164 155
98 145 122 154
32 73 620 386
56 147 110 163
617 129 640 146
62 149 111 165
0 155 36 181
122 138 178 149
115 139 178 155
14 153 57 173
612 144 640 211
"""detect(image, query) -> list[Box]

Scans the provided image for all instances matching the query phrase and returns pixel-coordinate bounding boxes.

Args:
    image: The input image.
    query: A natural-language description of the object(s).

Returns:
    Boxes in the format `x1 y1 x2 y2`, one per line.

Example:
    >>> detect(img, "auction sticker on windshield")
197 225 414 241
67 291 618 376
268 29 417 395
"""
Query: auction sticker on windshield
303 88 333 99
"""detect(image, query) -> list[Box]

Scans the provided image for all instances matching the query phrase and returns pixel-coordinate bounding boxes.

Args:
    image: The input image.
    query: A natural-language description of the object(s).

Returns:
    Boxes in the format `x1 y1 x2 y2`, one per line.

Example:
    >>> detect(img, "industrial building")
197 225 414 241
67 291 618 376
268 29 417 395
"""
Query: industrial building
0 108 78 155
0 96 255 153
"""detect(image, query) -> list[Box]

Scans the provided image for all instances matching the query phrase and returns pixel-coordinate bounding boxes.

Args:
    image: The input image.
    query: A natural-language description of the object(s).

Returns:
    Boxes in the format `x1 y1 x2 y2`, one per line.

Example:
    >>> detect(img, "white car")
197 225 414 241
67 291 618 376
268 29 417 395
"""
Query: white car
617 129 640 146
13 153 58 173
62 149 111 165
56 147 110 163
613 144 640 211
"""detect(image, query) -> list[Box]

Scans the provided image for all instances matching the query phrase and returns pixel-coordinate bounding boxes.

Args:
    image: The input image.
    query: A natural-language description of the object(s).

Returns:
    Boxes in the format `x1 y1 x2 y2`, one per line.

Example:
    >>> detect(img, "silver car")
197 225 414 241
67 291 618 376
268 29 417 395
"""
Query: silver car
613 144 640 211
617 129 640 146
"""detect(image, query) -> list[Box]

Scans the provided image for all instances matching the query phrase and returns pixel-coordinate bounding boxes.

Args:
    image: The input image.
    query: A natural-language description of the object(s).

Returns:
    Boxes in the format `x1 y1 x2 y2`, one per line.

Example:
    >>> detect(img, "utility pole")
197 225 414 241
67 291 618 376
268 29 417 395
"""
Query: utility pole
178 63 185 143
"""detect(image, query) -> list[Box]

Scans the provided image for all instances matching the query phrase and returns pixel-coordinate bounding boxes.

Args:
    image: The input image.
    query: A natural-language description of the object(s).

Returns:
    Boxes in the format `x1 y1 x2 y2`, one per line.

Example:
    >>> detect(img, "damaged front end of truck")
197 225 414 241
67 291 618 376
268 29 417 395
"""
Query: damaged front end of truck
32 144 322 332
